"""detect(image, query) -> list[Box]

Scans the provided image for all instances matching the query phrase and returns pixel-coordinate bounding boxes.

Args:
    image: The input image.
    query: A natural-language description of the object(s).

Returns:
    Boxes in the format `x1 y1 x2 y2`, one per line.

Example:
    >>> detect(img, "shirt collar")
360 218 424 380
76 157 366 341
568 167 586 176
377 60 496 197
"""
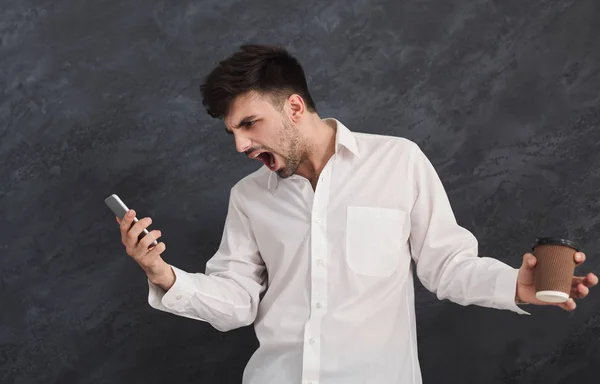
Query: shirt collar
267 118 360 191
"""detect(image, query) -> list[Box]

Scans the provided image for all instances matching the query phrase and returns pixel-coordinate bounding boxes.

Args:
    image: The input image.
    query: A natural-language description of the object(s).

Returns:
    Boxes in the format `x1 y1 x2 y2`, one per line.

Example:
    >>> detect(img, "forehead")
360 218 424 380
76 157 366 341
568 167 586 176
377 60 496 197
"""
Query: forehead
224 92 276 129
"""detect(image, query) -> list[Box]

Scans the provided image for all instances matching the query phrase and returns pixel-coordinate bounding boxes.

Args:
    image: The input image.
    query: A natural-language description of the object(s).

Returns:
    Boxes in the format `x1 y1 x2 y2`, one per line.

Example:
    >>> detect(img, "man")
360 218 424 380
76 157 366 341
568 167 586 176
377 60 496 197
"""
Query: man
116 44 597 383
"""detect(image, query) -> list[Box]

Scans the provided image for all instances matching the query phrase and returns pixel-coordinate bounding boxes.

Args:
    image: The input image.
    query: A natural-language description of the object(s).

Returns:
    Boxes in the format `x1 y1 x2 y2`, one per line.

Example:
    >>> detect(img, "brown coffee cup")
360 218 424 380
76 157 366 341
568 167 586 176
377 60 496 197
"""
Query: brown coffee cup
531 237 579 303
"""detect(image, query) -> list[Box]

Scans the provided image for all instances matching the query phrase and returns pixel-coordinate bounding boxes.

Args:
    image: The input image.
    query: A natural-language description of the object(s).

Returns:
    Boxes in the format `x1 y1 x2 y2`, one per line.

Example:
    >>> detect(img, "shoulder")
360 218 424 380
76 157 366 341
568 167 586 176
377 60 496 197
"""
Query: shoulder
230 166 270 198
353 131 420 157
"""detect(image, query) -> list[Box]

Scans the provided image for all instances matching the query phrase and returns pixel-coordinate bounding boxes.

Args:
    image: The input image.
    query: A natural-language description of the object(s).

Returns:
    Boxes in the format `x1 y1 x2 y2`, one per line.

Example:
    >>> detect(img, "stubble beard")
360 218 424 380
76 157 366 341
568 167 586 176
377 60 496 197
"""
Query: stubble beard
276 116 306 179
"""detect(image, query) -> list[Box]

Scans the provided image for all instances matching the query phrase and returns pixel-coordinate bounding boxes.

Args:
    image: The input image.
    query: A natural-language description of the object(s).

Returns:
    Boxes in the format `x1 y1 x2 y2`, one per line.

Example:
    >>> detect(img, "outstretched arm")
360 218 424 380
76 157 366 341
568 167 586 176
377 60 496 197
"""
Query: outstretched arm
406 142 529 315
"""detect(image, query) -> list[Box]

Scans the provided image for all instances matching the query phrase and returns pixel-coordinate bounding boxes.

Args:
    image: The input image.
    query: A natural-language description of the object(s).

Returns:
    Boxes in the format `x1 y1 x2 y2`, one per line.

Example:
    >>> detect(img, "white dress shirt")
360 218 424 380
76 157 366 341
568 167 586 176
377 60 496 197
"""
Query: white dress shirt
148 118 530 384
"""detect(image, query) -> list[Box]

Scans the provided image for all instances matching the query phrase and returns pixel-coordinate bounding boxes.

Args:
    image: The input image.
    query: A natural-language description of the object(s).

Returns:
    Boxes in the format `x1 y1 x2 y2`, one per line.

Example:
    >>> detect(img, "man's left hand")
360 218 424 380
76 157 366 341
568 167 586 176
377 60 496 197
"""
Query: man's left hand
516 251 598 311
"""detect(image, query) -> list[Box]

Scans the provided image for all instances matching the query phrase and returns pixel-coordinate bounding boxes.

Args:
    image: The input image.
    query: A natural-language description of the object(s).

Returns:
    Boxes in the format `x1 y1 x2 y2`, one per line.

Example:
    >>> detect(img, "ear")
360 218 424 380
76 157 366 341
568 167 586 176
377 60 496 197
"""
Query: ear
287 94 305 124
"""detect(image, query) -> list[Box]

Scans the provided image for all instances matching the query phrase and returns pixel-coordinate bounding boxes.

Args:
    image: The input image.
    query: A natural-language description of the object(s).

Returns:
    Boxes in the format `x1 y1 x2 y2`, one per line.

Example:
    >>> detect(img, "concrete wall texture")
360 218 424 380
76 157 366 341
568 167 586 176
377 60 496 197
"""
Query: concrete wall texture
1 0 599 383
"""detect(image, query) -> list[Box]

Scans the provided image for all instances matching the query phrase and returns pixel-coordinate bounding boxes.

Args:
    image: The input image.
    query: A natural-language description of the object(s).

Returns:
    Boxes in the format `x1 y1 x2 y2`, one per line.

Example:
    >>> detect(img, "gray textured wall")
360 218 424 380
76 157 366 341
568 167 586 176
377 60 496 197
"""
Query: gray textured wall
1 0 599 383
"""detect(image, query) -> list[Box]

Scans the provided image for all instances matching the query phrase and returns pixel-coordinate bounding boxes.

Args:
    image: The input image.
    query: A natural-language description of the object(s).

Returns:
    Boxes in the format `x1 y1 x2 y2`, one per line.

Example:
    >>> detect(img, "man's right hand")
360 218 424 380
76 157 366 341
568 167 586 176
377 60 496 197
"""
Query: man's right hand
116 209 176 291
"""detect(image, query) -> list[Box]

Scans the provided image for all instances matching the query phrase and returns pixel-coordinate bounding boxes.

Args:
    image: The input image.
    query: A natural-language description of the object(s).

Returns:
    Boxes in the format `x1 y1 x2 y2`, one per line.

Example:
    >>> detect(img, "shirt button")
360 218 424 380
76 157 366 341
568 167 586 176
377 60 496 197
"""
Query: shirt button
316 259 324 266
176 295 182 300
309 338 315 345
316 302 322 309
315 218 322 224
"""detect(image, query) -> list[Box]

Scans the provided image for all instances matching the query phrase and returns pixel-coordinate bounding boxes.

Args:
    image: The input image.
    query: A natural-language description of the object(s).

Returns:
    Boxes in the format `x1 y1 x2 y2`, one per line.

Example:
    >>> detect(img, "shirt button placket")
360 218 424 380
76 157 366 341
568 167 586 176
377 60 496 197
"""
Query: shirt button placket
301 162 332 384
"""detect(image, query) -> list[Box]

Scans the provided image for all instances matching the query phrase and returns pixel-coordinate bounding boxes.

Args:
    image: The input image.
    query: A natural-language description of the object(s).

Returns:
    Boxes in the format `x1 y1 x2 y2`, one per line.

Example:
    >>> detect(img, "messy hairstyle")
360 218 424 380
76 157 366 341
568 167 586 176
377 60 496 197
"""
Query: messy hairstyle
200 44 317 119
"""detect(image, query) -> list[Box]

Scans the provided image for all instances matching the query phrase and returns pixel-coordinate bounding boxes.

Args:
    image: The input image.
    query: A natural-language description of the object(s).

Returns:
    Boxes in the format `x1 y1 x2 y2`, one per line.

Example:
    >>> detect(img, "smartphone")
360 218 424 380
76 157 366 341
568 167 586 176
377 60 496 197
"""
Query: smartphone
105 194 158 246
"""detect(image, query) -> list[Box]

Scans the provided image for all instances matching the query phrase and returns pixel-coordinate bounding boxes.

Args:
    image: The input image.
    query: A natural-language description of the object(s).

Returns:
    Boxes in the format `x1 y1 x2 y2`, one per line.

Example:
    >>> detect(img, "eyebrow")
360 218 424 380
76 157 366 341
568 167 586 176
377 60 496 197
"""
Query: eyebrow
225 115 258 134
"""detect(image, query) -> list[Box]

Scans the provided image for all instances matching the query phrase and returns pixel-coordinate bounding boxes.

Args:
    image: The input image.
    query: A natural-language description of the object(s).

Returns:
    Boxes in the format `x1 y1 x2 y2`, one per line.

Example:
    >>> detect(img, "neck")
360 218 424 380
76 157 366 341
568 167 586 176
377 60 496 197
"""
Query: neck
295 116 337 185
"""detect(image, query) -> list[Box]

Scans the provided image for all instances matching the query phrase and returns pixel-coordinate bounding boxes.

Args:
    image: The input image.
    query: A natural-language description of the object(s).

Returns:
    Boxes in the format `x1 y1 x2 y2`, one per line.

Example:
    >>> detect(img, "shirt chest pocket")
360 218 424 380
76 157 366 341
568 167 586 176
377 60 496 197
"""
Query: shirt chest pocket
345 206 409 277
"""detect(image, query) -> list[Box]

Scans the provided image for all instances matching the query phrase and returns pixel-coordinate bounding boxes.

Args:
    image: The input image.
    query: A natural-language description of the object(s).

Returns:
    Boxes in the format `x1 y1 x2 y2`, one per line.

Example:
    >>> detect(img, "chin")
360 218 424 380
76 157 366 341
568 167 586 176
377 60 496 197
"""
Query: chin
276 163 298 179
276 168 292 178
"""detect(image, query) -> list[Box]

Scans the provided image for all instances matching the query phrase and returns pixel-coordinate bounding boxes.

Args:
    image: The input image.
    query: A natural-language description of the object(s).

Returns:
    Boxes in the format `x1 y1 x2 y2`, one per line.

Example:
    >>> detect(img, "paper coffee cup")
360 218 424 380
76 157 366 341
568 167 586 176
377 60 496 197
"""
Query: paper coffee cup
531 237 579 303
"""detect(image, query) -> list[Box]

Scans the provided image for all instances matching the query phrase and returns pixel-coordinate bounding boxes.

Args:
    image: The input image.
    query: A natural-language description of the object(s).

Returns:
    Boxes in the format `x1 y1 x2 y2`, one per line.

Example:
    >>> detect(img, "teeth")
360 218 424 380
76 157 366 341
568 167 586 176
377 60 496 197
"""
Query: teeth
270 155 275 168
252 152 261 158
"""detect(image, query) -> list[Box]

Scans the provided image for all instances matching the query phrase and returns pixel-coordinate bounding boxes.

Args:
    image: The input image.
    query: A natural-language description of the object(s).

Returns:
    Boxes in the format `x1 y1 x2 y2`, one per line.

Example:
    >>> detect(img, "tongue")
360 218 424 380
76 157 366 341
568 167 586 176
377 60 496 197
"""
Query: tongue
259 152 274 169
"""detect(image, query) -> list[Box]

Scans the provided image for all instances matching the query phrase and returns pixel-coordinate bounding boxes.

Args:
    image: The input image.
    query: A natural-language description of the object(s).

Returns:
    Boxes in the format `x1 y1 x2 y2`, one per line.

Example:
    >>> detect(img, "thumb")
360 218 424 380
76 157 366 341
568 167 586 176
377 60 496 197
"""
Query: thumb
521 253 536 269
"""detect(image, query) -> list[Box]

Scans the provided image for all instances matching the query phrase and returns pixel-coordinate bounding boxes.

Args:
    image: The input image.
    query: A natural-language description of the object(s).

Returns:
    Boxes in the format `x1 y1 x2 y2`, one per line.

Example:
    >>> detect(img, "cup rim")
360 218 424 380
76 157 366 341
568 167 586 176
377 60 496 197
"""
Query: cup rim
532 237 579 252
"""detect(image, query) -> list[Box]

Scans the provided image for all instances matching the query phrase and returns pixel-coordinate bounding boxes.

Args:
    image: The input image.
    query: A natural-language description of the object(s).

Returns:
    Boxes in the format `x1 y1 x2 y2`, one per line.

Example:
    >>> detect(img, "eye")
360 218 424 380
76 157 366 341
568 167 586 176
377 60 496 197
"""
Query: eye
242 120 256 128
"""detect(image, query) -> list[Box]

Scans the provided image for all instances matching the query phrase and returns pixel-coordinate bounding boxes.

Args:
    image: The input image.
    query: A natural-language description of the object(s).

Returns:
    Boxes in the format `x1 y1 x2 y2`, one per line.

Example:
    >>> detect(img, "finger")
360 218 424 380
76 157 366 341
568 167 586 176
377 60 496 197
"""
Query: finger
120 209 136 242
573 273 599 288
146 242 167 259
132 242 165 270
574 252 586 265
558 298 576 311
578 283 589 296
571 274 597 288
571 283 589 299
126 217 153 249
139 229 162 250
119 209 135 231
522 253 536 269
586 273 598 287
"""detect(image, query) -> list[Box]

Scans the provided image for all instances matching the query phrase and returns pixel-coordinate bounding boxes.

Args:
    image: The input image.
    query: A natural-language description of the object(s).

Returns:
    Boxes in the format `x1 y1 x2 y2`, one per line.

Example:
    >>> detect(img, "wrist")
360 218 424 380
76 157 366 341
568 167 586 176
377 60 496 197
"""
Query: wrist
515 287 529 305
515 297 529 304
147 262 176 291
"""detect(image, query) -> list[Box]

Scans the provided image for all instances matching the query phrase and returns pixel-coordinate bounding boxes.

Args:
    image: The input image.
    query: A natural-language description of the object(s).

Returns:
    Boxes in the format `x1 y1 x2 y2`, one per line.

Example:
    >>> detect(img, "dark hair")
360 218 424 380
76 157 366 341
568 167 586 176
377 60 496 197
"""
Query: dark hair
200 44 317 119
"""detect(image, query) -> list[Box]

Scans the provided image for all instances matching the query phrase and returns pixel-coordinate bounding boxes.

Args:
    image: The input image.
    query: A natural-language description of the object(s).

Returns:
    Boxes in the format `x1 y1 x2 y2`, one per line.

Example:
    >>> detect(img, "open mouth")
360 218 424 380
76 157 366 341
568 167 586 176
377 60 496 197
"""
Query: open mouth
251 151 278 171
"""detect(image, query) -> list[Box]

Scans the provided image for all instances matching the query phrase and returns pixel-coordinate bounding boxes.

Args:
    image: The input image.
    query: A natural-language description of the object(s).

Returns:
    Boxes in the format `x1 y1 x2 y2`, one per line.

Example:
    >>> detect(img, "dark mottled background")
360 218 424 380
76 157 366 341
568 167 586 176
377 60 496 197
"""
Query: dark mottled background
1 0 599 383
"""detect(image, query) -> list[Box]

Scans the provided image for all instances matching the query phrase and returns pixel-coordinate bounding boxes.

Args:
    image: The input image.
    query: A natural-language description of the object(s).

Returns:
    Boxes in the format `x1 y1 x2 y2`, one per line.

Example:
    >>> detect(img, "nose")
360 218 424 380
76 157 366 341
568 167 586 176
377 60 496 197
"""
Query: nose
234 133 252 154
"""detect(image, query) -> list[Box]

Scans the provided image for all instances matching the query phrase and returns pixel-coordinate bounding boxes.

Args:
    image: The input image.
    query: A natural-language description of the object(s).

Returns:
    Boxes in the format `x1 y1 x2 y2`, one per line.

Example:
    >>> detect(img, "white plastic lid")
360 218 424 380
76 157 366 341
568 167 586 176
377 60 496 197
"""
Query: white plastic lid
536 290 569 303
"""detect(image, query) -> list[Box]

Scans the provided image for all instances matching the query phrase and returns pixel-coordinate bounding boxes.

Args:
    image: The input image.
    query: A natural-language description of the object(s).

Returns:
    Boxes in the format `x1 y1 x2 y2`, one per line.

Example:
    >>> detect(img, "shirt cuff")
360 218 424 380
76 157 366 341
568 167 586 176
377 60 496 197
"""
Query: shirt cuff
493 267 531 315
147 265 197 314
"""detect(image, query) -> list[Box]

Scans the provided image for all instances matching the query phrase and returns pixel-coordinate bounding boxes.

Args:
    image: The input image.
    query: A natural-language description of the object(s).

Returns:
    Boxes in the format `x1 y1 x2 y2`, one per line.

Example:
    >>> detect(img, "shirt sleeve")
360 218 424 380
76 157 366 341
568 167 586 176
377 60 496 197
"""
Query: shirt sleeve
406 143 530 315
147 184 268 331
